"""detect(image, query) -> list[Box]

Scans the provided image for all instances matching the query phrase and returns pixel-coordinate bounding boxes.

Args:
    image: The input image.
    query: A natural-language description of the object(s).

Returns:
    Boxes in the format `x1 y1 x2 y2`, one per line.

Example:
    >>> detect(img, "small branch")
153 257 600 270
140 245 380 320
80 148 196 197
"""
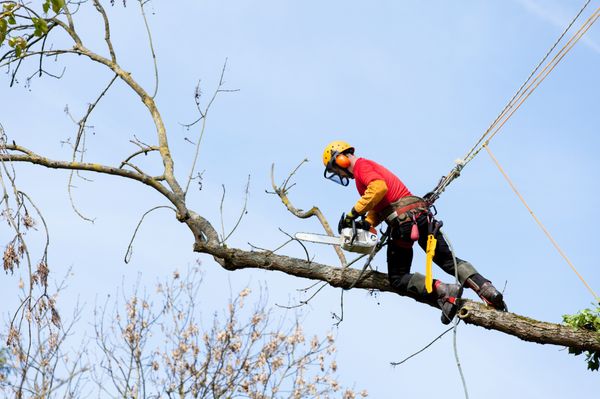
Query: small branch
120 162 147 176
73 73 118 154
138 0 158 98
37 33 48 78
248 238 296 255
0 49 77 70
275 282 328 310
119 147 160 169
278 228 310 263
92 0 117 63
221 175 251 244
271 161 347 266
183 59 239 196
219 184 226 242
67 73 119 223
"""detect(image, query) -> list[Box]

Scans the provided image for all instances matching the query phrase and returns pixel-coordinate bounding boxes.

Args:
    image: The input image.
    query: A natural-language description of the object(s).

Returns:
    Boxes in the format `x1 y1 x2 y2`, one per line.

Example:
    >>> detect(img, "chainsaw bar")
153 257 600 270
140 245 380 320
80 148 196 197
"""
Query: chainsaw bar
294 232 342 246
295 228 378 254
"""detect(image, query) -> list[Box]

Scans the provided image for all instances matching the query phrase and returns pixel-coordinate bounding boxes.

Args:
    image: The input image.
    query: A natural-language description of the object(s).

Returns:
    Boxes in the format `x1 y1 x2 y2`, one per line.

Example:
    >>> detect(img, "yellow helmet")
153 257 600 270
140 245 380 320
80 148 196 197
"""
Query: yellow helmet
322 140 354 167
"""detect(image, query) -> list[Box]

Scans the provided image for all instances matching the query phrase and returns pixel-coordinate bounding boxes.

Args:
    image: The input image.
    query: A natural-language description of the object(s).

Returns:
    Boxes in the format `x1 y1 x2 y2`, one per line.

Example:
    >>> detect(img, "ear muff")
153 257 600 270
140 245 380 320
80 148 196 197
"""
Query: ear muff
335 153 351 168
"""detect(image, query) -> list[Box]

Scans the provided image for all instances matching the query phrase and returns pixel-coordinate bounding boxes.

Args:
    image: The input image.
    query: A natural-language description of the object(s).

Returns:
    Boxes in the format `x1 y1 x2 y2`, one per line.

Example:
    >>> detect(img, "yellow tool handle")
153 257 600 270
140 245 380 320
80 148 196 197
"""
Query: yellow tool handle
425 234 437 293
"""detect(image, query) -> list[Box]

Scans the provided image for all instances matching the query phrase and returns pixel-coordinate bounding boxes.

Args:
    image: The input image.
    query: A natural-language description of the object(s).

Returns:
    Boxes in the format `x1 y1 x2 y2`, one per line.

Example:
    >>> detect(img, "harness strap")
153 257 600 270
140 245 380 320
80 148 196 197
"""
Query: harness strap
379 196 429 224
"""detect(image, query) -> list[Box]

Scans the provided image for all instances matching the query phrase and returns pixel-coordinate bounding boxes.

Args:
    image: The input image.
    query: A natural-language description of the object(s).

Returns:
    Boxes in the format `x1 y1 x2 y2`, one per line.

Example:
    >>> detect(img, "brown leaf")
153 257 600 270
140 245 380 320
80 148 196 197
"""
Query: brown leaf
3 244 17 273
51 306 61 328
36 262 49 287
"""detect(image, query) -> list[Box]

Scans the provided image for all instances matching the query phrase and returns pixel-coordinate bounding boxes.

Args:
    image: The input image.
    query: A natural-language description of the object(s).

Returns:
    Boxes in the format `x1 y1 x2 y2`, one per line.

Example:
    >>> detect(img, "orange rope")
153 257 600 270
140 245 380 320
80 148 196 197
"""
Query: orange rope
484 144 599 303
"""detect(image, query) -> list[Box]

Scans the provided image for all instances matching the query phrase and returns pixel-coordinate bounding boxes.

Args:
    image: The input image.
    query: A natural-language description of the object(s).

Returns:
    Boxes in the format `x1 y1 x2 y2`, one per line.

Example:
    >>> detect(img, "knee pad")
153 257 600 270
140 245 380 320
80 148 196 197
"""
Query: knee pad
388 273 411 294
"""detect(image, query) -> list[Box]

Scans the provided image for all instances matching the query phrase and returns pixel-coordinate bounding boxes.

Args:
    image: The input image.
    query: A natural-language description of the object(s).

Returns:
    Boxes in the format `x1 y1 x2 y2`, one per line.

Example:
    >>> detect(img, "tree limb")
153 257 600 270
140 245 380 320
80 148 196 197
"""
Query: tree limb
193 240 600 353
0 149 179 207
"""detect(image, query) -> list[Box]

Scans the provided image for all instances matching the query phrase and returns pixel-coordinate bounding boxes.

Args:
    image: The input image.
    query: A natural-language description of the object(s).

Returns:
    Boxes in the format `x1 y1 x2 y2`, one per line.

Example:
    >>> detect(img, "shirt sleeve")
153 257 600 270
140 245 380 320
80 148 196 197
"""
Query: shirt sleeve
353 179 388 215
365 210 382 227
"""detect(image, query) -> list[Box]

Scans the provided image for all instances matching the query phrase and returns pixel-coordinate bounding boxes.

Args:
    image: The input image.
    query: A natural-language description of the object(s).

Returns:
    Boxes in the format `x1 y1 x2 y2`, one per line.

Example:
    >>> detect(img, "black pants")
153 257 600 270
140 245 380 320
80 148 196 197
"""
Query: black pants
387 213 466 296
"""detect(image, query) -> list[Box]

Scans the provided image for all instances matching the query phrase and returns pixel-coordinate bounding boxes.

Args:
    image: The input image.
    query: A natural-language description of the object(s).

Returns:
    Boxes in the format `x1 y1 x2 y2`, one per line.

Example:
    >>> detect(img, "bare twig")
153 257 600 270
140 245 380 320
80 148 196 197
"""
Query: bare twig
248 238 295 255
275 282 328 310
138 0 158 98
124 205 176 263
219 184 227 242
183 59 239 196
221 175 251 244
93 0 117 63
119 146 160 169
67 73 119 223
278 228 310 263
271 161 347 267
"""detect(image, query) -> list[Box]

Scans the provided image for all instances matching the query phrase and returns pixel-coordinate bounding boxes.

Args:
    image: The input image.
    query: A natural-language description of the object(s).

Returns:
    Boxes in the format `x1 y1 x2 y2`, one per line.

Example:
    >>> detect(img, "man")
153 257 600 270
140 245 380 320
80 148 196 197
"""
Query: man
323 140 506 324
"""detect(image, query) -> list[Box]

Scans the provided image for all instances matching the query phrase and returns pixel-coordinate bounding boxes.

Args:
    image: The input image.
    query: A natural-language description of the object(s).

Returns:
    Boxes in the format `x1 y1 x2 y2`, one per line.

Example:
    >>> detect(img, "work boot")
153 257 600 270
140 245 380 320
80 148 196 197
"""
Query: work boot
477 282 507 311
434 281 461 325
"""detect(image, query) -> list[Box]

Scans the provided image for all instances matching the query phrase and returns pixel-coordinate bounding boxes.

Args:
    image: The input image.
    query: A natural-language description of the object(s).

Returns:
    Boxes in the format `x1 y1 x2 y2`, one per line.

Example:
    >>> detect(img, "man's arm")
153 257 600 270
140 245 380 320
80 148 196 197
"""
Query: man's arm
344 180 388 228
353 179 388 214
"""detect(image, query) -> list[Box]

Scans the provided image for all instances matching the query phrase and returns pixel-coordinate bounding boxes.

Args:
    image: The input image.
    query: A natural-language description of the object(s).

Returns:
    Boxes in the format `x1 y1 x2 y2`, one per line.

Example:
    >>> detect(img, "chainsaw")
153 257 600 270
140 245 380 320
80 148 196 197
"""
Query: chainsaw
295 217 378 254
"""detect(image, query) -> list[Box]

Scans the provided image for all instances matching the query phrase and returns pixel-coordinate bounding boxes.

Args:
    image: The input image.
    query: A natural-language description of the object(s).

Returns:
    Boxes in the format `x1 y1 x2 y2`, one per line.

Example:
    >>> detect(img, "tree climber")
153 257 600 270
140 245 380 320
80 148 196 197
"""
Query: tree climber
323 140 507 323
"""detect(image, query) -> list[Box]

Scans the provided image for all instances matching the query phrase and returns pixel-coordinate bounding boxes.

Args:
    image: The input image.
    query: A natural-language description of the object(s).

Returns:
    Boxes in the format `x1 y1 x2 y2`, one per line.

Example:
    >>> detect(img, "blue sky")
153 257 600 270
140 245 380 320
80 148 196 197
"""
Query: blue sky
1 0 599 397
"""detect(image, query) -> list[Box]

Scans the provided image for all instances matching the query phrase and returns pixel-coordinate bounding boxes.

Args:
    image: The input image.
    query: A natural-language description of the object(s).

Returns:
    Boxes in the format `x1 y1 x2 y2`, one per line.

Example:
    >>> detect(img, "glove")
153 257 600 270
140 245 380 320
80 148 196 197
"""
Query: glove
355 219 371 232
338 208 359 233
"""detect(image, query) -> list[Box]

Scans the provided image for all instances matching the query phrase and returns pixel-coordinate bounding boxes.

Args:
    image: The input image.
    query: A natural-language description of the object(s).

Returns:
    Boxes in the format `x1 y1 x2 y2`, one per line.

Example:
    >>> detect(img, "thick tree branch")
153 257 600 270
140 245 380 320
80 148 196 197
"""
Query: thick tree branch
193 240 600 353
48 15 184 204
0 149 178 207
457 302 600 352
7 137 597 356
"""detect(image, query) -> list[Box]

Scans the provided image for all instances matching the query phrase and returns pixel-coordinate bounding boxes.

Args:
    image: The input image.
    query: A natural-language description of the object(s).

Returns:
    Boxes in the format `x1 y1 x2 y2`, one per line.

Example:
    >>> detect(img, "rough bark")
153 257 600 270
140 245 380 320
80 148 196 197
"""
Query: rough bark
457 302 600 352
194 240 600 353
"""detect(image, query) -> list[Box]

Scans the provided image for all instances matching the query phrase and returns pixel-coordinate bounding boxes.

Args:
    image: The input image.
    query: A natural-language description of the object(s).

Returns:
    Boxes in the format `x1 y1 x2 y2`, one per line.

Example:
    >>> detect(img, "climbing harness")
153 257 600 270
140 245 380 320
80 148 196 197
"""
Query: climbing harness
379 196 446 294
380 196 429 225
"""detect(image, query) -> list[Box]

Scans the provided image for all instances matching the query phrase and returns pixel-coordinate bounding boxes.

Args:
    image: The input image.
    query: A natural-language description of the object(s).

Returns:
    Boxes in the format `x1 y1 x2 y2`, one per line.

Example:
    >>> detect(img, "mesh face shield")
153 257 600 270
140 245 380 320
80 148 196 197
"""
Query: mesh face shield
324 168 350 186
323 151 352 186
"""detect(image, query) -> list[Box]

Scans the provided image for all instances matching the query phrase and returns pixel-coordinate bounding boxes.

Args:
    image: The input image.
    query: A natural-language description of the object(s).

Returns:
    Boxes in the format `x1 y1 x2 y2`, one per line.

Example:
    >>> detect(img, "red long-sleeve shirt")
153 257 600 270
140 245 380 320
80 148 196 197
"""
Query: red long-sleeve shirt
352 158 412 226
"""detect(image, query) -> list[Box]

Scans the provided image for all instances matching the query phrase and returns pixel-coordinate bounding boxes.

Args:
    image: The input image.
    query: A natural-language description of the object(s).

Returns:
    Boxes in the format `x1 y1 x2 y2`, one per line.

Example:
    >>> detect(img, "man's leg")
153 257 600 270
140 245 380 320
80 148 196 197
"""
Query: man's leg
386 238 416 294
387 231 461 324
415 215 507 311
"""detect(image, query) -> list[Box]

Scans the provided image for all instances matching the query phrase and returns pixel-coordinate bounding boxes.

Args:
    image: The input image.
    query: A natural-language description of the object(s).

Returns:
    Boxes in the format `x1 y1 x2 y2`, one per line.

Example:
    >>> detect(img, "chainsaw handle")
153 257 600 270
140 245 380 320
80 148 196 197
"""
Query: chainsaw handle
337 213 345 234
350 218 358 245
